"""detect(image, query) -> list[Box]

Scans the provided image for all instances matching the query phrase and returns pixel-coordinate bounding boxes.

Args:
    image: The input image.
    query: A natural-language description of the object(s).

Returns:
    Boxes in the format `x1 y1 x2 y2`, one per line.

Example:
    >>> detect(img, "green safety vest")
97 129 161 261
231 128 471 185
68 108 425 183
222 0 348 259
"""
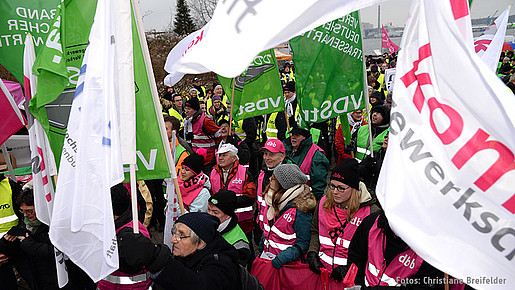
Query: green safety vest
0 178 18 234
222 223 249 246
355 125 389 161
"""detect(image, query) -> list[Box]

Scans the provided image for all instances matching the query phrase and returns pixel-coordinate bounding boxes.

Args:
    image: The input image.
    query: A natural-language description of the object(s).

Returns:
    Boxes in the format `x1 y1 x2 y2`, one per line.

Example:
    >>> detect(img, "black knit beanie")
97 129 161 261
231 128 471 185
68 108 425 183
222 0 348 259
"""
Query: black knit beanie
111 183 130 216
181 153 204 175
331 159 360 190
185 97 200 111
209 189 237 217
176 212 220 243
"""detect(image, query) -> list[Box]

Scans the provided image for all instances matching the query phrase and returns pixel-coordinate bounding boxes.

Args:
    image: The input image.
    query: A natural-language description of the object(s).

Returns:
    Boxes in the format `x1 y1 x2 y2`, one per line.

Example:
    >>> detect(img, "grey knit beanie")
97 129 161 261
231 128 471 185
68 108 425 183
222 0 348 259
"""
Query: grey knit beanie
273 164 308 190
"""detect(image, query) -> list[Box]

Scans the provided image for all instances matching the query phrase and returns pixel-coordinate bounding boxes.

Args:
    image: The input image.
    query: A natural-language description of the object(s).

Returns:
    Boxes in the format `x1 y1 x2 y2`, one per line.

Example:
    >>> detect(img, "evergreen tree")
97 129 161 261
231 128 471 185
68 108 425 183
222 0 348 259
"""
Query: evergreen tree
173 0 196 35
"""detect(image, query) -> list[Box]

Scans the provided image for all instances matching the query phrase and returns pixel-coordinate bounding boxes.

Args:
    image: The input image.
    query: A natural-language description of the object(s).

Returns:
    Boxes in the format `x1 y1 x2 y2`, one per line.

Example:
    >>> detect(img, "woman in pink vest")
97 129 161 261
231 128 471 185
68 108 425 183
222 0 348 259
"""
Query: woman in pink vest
257 164 316 269
177 153 211 213
307 158 379 282
347 211 446 288
98 184 152 290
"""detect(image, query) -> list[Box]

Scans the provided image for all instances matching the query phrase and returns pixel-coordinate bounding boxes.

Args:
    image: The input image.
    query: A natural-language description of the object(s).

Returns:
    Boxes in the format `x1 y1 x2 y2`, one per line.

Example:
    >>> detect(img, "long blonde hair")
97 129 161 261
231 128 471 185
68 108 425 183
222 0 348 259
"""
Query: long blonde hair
322 186 362 222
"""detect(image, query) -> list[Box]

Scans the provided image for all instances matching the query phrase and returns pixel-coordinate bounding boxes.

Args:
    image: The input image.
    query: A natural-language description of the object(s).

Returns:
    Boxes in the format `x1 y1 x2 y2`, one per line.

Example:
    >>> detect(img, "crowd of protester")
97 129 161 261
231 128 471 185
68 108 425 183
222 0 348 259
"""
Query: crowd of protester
2 50 514 289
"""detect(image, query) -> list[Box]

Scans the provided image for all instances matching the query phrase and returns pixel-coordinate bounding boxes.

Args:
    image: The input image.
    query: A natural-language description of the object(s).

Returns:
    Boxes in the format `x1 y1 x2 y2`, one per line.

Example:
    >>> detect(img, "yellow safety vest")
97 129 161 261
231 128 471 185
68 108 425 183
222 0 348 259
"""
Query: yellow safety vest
266 112 279 138
168 107 184 130
0 178 18 235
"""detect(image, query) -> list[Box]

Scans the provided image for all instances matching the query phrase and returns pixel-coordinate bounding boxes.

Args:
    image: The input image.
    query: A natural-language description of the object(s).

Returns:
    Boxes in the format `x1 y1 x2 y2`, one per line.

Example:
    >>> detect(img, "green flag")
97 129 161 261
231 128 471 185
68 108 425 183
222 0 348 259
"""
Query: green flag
29 1 97 166
290 12 366 128
0 0 59 83
217 49 284 121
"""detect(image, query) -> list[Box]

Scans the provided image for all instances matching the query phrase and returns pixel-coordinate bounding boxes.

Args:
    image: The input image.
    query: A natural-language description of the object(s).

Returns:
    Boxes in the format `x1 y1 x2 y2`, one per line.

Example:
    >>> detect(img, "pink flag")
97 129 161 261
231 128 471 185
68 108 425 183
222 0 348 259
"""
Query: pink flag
0 78 26 146
381 25 400 54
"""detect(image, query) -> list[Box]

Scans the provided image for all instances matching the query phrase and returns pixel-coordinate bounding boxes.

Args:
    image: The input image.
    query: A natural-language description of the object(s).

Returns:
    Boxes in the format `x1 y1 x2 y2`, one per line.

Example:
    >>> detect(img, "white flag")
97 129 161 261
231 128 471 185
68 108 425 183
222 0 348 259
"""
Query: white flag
168 0 385 78
49 0 126 282
23 33 68 288
474 6 511 72
376 0 515 289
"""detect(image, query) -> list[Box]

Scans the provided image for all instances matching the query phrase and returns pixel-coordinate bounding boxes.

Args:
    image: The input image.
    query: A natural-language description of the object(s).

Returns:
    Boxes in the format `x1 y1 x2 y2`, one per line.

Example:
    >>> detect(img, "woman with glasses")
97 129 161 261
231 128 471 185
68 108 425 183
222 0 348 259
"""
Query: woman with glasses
253 164 316 286
307 158 380 283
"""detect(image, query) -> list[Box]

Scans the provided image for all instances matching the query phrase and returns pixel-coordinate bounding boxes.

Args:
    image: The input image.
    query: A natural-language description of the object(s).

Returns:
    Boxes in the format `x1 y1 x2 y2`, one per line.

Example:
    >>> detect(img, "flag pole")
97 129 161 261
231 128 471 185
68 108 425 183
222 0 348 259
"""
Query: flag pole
228 78 236 134
171 131 185 215
359 10 374 158
284 110 292 138
0 144 16 181
131 0 184 218
129 165 139 233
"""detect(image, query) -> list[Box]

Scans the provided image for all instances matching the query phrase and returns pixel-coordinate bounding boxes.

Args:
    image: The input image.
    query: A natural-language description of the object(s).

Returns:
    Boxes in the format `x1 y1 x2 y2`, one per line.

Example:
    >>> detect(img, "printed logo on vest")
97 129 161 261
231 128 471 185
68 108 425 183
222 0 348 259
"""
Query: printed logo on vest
399 254 416 269
283 212 293 223
232 178 243 184
349 216 362 226
0 204 10 210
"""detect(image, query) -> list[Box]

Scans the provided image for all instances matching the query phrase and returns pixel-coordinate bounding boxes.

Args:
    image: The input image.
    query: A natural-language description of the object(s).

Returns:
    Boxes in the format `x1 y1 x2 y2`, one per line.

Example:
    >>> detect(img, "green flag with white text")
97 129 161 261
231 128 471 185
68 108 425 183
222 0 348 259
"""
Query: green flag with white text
217 49 284 122
290 12 366 127
0 0 59 83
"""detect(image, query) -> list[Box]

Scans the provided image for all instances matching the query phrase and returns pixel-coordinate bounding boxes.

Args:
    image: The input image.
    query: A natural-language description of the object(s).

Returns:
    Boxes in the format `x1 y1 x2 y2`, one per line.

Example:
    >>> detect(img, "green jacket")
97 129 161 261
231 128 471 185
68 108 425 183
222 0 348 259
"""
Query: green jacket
284 136 329 200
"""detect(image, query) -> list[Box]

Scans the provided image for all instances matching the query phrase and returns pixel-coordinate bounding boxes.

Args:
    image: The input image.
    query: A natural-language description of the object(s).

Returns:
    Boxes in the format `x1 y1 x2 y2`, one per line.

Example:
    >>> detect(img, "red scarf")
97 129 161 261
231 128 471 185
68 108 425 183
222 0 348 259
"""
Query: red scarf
179 173 207 207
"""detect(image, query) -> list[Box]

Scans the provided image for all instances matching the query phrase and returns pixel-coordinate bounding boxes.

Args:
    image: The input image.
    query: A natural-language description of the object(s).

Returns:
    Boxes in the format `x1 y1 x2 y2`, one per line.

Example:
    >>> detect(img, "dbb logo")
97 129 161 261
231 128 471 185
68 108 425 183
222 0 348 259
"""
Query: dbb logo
232 178 243 185
399 254 416 269
266 140 277 147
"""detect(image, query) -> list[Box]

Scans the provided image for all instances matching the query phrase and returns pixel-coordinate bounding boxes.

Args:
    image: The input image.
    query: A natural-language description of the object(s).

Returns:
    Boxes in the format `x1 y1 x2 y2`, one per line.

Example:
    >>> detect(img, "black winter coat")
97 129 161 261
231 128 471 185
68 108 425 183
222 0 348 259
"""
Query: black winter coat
154 235 240 290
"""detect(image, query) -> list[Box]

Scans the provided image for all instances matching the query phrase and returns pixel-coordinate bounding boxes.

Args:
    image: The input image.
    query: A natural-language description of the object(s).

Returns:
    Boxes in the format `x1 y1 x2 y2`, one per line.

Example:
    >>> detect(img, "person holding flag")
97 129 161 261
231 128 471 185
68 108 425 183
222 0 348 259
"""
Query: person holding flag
354 106 390 162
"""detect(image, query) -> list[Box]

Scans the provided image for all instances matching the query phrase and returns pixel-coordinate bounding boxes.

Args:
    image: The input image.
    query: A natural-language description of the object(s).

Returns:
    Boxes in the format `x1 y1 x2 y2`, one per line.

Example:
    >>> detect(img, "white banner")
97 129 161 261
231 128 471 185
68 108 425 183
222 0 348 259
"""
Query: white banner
376 0 515 289
50 0 125 282
474 6 511 72
168 0 385 78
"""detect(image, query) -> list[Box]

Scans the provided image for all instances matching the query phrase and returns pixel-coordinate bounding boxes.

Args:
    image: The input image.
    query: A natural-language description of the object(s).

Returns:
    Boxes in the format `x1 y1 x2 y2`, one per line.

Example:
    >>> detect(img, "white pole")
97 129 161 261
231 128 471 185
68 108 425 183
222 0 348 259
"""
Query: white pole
1 144 16 181
359 10 374 159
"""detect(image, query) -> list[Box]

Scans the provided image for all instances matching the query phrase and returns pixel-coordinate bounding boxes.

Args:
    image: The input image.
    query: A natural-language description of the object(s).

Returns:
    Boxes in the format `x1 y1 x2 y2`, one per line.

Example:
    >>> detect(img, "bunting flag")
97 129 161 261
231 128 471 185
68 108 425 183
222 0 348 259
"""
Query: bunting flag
474 6 511 72
0 0 59 83
290 12 366 128
166 0 385 78
23 33 68 288
376 0 515 289
49 0 125 281
381 25 400 54
0 78 26 146
217 49 284 121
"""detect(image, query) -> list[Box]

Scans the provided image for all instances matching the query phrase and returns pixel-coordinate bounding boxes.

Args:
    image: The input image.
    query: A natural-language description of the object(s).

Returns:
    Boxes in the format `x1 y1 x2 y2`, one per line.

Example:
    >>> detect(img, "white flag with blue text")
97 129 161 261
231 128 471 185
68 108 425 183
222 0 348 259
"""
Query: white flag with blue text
49 0 125 282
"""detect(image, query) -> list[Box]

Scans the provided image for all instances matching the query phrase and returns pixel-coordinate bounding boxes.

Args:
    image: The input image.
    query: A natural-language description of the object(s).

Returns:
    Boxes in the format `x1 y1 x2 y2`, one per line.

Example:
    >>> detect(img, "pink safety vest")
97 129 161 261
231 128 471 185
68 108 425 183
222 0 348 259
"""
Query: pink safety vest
262 205 298 259
299 143 323 185
98 221 152 290
256 171 267 230
364 215 424 287
317 196 371 270
210 165 253 224
191 113 216 153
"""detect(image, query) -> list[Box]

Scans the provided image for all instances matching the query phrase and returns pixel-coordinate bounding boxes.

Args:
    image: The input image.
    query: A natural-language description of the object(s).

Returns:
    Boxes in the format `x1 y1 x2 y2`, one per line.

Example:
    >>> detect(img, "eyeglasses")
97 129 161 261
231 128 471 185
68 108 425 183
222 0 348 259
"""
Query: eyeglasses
19 209 35 215
328 183 350 193
171 227 191 242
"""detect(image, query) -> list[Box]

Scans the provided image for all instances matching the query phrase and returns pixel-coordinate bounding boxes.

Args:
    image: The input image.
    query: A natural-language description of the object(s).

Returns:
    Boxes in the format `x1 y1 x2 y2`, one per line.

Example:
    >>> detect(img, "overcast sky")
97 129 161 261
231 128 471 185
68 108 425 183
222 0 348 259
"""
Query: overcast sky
139 0 513 31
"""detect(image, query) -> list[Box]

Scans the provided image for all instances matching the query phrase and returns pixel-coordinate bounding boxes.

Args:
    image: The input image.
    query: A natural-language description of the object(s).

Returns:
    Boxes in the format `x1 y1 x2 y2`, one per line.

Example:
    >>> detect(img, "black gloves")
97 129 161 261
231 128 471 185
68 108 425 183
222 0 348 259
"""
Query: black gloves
307 251 325 274
330 265 349 282
117 228 170 274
